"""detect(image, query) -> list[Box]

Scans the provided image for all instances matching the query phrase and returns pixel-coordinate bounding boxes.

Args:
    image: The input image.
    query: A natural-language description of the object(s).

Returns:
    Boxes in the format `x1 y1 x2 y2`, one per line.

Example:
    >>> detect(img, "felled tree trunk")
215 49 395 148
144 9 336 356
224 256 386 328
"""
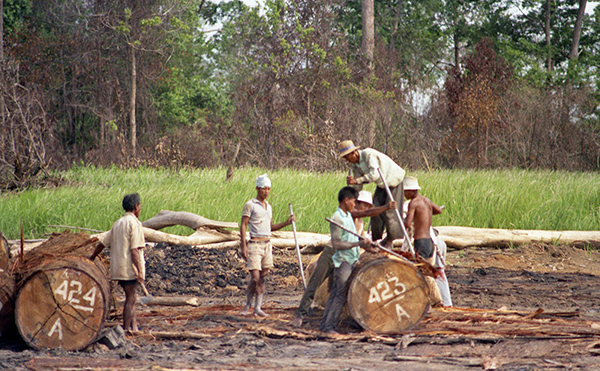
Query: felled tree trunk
142 210 238 230
436 226 600 249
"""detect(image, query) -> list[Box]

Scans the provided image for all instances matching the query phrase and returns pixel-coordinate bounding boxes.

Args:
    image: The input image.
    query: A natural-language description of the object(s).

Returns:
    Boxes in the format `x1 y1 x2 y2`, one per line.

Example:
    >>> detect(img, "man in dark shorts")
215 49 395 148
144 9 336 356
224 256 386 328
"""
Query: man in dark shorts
90 193 145 332
402 177 443 263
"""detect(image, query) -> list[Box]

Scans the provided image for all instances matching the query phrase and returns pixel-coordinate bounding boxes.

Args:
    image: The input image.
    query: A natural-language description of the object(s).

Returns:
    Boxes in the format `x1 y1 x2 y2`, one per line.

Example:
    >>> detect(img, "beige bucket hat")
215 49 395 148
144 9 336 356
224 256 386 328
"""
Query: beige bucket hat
403 176 421 191
338 140 360 157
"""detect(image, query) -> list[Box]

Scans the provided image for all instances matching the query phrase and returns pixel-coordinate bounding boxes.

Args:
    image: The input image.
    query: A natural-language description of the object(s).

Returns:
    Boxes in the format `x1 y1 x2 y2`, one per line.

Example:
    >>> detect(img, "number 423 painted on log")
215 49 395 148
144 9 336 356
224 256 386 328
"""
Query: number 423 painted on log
367 276 411 321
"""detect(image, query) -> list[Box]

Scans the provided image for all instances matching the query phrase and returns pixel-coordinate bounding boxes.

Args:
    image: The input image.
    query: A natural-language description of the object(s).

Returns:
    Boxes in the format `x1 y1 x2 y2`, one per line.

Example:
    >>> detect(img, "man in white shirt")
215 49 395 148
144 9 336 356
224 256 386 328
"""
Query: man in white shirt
240 174 294 316
339 140 406 247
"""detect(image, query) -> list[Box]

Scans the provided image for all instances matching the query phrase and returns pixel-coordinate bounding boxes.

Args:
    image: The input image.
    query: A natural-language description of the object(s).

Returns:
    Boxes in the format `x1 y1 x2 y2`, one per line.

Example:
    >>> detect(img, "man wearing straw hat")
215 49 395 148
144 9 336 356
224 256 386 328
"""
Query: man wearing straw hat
339 140 406 247
240 174 295 317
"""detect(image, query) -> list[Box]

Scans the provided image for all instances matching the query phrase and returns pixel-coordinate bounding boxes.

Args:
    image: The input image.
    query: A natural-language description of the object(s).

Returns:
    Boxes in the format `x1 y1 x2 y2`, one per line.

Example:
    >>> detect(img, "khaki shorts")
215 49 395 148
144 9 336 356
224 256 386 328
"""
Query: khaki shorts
247 241 273 271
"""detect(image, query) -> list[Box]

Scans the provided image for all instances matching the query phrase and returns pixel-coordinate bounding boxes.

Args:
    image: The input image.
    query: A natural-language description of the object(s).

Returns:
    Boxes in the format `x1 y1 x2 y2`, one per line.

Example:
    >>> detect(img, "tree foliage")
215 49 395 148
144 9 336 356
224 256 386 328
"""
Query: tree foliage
1 0 600 187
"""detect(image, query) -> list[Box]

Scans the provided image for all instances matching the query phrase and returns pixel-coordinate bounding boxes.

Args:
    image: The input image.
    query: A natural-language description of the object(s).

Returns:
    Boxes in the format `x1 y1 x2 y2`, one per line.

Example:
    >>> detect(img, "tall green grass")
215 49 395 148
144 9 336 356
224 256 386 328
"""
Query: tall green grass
0 165 598 239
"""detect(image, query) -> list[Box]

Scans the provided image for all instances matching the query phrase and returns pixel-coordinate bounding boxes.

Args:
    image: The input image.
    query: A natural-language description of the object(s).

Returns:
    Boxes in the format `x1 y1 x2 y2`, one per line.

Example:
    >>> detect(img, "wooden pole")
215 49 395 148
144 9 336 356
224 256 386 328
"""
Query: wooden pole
376 168 414 255
289 203 306 289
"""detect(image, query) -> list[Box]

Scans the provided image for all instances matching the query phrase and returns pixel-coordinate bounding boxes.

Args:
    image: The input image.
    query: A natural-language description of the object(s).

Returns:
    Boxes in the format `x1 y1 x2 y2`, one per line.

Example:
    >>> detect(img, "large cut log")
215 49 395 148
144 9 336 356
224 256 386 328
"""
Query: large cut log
142 210 238 230
347 254 430 333
436 226 600 249
15 255 111 351
0 270 15 338
307 252 430 333
14 232 111 351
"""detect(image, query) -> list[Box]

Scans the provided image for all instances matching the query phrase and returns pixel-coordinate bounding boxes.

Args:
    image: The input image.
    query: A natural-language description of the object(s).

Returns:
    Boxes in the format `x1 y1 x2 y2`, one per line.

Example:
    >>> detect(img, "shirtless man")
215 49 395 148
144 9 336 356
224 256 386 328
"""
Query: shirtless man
402 176 443 262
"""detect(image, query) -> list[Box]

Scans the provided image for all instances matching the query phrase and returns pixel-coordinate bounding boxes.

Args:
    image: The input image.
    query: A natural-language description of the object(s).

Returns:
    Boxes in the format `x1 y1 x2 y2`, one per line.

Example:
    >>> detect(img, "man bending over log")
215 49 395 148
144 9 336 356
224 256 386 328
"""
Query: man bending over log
339 140 406 247
240 174 295 317
90 193 145 332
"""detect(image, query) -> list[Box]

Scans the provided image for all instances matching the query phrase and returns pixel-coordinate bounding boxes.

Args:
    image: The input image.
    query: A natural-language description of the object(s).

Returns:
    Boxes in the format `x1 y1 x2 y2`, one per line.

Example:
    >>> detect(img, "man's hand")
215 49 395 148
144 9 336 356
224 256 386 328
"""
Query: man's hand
346 175 358 185
387 200 398 210
241 245 249 260
287 214 296 225
358 237 373 249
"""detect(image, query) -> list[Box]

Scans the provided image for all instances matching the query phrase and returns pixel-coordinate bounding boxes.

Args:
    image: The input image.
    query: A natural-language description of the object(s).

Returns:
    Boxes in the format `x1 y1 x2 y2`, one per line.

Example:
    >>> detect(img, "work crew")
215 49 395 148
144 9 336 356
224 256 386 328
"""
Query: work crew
339 140 406 247
240 174 295 317
292 190 395 327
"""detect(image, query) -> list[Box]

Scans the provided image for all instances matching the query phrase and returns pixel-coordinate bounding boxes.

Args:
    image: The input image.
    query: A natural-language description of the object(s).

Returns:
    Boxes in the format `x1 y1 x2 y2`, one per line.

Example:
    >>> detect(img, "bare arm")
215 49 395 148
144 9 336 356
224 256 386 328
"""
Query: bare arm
432 202 444 215
89 242 106 261
351 201 397 219
404 200 416 229
240 215 250 260
271 214 295 232
131 248 145 282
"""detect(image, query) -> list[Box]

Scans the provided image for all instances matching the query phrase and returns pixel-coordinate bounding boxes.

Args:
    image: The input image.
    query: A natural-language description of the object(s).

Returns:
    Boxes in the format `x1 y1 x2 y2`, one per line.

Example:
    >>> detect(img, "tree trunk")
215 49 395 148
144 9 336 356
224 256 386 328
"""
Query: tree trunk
436 226 600 249
361 0 374 65
142 210 238 230
130 44 137 156
389 0 404 51
569 0 587 61
545 0 553 71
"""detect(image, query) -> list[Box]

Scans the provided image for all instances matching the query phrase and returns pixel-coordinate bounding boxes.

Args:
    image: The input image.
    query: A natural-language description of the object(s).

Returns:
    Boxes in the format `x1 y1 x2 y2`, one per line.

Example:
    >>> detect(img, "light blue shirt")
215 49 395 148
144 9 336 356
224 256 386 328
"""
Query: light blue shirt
330 207 360 268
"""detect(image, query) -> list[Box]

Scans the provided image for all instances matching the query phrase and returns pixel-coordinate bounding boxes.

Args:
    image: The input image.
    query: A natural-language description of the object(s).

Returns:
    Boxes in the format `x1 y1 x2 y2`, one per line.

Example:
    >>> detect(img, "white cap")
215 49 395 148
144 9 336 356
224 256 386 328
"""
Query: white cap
357 190 373 205
256 174 271 188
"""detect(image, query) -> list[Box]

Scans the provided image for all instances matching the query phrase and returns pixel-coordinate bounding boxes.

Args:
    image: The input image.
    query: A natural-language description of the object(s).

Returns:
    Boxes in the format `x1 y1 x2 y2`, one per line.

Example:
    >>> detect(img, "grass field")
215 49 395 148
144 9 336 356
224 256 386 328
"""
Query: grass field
1 166 599 239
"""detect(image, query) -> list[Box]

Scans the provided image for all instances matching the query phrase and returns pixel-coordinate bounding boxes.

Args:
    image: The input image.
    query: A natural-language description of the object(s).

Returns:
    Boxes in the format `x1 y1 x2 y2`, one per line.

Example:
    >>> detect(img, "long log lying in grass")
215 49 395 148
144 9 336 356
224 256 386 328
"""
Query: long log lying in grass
436 226 600 249
142 210 238 230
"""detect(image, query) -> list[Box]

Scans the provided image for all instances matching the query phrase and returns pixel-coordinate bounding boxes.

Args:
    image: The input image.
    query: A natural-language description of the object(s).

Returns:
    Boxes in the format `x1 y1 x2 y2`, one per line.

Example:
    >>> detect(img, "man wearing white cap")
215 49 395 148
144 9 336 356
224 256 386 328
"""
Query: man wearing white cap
338 140 406 247
240 174 295 316
403 176 446 307
402 176 444 262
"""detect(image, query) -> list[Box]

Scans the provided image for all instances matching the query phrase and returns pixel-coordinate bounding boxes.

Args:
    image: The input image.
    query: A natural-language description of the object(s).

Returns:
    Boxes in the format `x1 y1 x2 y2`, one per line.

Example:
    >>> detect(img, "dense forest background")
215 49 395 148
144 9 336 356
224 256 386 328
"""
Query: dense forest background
1 0 600 189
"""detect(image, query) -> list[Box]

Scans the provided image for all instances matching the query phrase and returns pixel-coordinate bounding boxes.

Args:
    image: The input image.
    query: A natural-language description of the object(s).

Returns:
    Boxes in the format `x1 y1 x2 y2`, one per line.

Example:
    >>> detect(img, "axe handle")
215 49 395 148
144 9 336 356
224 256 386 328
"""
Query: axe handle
140 282 151 296
324 217 412 264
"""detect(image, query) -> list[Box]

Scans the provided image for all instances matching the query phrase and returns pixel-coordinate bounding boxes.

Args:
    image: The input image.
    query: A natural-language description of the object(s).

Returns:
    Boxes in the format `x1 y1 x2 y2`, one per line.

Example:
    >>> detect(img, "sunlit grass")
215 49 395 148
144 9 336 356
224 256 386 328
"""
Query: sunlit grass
0 166 598 239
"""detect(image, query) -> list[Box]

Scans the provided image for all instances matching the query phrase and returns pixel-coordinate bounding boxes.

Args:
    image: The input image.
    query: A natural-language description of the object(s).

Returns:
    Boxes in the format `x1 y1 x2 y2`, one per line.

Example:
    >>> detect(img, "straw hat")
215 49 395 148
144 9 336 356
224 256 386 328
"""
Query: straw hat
403 176 421 191
338 140 360 157
357 190 373 205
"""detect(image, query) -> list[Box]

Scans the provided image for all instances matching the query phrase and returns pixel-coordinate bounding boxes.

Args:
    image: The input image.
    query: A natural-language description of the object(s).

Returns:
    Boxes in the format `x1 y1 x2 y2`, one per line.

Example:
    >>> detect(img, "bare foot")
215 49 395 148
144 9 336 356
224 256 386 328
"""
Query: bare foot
240 305 252 315
254 308 269 317
292 317 302 327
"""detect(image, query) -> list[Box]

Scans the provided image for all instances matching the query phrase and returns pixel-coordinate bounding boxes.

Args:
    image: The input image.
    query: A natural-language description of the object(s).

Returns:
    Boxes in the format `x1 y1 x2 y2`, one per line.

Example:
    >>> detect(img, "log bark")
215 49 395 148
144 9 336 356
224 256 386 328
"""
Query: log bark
142 210 238 230
0 233 8 272
0 270 15 338
436 226 600 249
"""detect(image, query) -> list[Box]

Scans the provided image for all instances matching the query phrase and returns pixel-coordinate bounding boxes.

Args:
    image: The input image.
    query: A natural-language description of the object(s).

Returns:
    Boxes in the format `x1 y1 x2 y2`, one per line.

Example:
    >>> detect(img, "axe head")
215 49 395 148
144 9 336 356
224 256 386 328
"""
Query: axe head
140 294 153 305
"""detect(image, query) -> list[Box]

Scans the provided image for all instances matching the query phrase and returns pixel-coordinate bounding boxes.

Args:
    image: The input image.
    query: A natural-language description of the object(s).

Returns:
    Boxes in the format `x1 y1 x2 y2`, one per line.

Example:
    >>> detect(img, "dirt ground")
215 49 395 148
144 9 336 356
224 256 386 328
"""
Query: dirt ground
3 241 600 370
